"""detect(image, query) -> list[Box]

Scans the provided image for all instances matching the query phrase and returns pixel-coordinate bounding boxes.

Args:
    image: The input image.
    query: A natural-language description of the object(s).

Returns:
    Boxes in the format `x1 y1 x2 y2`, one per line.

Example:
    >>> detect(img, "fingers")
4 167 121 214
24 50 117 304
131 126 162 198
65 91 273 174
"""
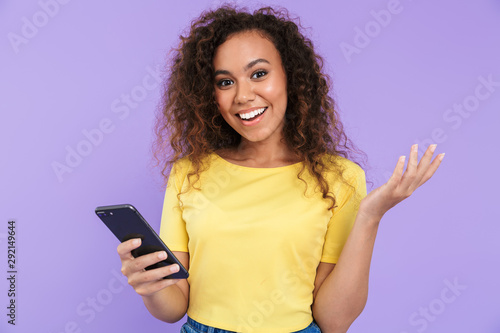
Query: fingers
388 155 406 187
390 144 445 194
411 144 445 188
117 238 184 296
417 144 437 173
127 261 181 296
121 250 168 276
134 276 181 296
117 239 182 296
419 152 445 187
126 257 181 296
117 238 142 260
117 238 171 280
127 263 180 287
400 144 419 190
407 144 419 173
364 144 445 220
400 144 445 191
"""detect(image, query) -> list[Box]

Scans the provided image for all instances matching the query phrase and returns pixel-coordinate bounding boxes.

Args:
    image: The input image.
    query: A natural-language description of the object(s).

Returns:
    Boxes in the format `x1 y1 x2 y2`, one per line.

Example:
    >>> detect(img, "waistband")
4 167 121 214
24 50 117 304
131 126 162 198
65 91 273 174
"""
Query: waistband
185 317 320 333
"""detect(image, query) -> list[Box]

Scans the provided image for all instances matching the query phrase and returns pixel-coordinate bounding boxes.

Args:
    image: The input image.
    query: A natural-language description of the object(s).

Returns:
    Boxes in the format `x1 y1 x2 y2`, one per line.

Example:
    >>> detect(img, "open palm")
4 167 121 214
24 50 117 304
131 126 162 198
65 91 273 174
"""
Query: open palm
358 144 445 221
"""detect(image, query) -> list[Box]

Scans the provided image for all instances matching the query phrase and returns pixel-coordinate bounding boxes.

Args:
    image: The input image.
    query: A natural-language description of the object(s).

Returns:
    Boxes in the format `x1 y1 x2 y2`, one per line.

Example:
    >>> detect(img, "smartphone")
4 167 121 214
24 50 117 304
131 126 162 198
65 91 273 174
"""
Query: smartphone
95 204 188 279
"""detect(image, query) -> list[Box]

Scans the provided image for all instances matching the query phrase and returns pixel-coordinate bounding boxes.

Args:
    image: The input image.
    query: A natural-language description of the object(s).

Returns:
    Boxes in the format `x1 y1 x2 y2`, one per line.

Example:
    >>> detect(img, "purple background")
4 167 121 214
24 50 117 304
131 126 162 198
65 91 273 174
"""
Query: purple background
1 0 499 332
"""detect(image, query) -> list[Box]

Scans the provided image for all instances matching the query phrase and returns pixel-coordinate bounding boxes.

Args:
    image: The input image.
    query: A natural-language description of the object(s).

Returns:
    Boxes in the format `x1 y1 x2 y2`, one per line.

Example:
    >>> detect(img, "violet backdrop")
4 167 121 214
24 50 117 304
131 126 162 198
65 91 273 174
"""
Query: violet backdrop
1 0 499 332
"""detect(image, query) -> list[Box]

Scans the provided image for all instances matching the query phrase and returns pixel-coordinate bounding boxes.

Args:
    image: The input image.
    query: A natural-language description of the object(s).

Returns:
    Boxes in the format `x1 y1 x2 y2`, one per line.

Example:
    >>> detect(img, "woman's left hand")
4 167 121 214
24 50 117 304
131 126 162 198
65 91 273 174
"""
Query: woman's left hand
358 144 445 222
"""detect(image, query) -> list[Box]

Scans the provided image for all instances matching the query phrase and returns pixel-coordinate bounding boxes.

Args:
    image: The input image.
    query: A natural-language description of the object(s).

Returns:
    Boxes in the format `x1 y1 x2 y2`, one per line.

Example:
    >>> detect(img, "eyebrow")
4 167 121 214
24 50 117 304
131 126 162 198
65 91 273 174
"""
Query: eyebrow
214 58 270 77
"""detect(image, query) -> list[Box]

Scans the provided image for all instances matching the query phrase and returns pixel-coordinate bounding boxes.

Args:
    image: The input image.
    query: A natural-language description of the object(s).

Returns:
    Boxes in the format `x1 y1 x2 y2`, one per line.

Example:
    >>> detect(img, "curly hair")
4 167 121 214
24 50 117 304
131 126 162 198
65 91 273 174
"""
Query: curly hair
153 4 366 210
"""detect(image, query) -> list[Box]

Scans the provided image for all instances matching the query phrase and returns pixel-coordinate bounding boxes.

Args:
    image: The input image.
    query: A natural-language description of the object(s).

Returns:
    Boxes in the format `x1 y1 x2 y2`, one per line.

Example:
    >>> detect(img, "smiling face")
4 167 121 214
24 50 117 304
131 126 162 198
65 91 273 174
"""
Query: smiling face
213 30 288 147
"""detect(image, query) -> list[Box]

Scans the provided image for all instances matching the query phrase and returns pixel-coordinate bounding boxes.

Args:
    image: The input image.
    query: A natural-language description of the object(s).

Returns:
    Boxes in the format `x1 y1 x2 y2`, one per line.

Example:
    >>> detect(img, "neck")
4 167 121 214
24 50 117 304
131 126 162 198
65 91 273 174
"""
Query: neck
231 137 299 167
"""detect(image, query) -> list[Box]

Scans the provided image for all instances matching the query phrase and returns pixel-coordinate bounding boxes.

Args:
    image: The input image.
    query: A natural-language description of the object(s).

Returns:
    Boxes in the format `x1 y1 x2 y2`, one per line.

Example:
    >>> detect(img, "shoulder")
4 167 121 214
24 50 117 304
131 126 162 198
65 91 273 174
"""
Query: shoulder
320 154 366 199
169 156 193 178
168 153 218 186
321 154 365 180
167 156 194 189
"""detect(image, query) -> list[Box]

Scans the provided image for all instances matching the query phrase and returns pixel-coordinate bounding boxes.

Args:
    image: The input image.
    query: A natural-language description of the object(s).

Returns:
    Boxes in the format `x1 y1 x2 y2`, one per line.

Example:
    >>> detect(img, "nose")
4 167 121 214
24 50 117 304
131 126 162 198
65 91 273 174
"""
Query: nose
234 81 255 104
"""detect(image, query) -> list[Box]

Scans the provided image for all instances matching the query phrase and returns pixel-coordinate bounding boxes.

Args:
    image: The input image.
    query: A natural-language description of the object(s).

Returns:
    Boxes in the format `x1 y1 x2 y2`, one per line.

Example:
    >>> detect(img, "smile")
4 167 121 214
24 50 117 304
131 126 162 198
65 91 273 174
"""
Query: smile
237 107 267 120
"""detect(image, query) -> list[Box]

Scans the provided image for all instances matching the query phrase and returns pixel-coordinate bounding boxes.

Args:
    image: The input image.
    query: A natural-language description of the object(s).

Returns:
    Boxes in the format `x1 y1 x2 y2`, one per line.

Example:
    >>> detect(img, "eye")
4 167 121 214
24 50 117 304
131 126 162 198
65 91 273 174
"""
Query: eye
251 70 267 79
216 79 233 88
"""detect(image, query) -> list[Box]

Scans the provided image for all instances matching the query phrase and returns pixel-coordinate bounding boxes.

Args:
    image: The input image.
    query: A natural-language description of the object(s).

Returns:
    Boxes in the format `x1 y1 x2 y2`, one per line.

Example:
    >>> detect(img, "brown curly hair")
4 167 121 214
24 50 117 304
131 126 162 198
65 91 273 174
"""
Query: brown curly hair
154 4 366 210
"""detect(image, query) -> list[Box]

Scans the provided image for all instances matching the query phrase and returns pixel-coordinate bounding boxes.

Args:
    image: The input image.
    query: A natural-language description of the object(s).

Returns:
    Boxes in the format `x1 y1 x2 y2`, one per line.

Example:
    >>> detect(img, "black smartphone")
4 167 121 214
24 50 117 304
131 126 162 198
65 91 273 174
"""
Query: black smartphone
95 204 188 279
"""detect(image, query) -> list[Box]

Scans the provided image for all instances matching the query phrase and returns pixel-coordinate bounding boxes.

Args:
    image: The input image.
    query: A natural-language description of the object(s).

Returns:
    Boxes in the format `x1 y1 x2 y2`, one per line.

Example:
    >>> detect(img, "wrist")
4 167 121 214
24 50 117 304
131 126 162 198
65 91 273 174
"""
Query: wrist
356 205 383 227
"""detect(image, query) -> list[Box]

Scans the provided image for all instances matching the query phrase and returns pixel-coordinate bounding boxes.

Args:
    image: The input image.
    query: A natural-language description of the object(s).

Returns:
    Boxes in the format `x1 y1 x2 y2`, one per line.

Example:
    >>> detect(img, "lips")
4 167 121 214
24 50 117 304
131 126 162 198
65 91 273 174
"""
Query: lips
236 107 267 126
237 107 267 120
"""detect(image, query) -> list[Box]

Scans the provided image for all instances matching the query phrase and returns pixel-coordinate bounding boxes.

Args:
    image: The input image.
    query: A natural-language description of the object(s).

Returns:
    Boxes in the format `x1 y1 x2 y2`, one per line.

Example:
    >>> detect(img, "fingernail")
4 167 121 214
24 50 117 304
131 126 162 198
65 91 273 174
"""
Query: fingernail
132 239 140 246
158 251 167 260
439 153 445 161
412 144 418 152
401 155 406 162
171 264 179 272
430 144 437 152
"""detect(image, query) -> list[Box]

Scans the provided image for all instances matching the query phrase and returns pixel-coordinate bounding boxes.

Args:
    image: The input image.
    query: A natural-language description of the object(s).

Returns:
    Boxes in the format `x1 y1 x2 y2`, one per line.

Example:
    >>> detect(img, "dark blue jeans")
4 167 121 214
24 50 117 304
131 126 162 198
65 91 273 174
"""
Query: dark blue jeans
180 316 322 333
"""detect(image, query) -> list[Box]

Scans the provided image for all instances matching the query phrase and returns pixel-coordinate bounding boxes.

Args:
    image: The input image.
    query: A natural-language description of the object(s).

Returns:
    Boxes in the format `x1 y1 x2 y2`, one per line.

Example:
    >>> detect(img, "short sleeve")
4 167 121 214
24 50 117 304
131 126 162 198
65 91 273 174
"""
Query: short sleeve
159 160 190 252
321 163 367 263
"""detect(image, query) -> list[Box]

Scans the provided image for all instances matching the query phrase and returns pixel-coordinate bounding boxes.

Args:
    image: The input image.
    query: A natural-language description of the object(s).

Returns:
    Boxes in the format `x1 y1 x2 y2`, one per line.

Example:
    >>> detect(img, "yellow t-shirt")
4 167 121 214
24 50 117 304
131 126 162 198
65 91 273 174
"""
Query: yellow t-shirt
160 153 366 333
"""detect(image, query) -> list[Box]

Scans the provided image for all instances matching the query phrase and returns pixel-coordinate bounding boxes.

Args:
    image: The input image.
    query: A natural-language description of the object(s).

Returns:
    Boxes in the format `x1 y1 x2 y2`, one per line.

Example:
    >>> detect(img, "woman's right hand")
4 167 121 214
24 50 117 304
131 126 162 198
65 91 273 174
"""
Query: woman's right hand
117 238 182 297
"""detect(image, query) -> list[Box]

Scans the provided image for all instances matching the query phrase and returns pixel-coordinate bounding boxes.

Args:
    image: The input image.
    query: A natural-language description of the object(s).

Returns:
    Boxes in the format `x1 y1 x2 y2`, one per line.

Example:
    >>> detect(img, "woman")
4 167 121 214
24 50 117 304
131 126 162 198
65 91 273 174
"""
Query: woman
117 5 444 333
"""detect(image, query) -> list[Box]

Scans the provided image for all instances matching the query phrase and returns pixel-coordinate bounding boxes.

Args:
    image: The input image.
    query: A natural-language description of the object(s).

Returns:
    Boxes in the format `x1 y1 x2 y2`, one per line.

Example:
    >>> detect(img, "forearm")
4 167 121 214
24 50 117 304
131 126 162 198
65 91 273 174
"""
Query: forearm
142 283 188 323
312 212 380 332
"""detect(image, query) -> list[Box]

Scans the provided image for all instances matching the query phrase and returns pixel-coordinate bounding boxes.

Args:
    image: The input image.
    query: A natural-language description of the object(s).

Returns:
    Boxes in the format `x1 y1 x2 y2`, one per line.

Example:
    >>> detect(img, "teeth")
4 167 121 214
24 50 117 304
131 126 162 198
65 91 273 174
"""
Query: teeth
239 107 266 120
